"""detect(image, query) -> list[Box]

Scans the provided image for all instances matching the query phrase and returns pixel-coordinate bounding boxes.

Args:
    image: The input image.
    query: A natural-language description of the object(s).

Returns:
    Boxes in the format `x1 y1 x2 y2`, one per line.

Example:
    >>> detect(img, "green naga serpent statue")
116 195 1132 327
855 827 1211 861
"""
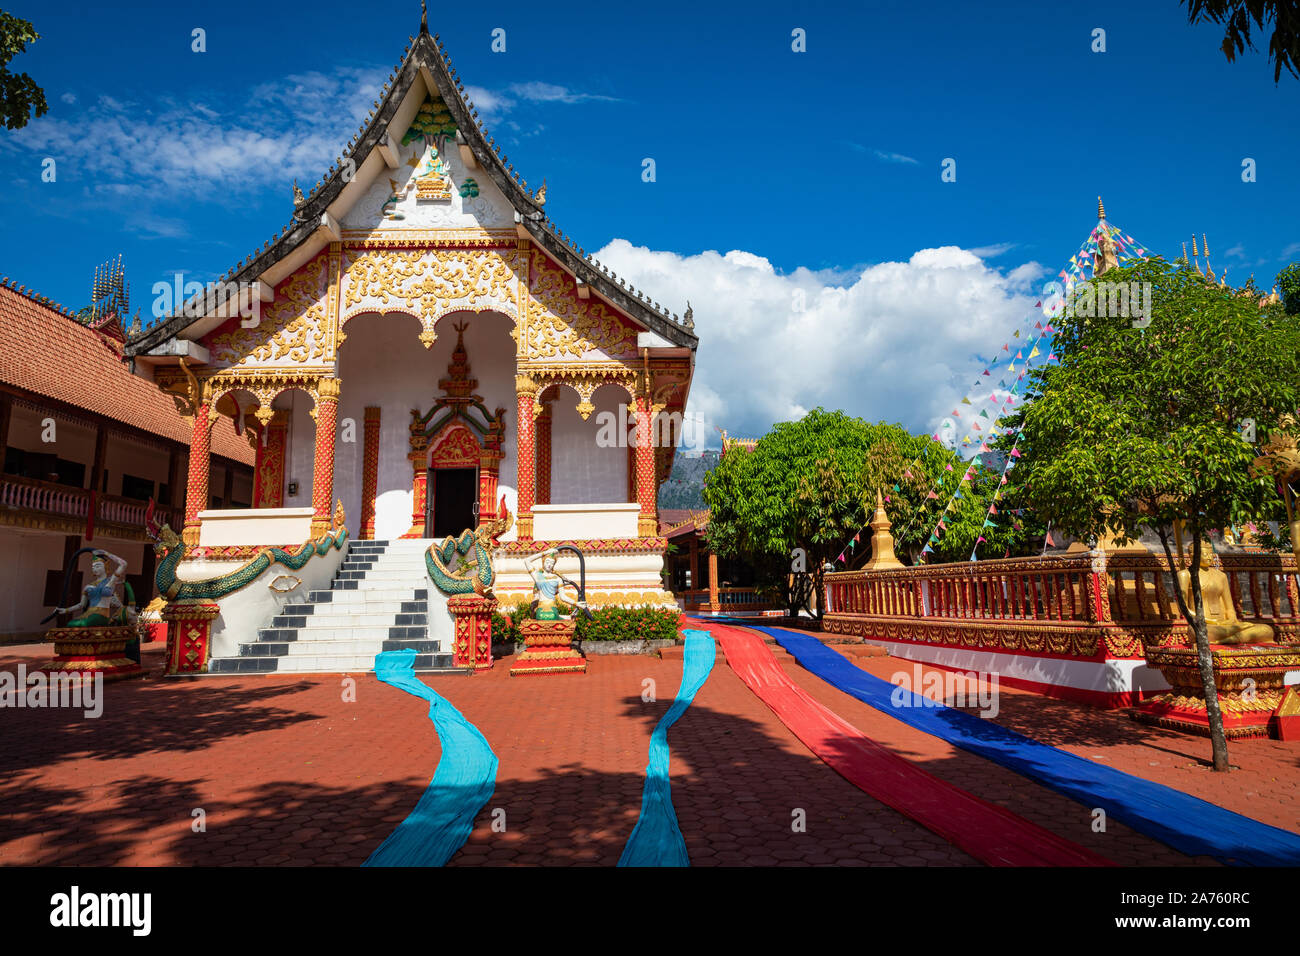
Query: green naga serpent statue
425 497 512 596
145 499 349 601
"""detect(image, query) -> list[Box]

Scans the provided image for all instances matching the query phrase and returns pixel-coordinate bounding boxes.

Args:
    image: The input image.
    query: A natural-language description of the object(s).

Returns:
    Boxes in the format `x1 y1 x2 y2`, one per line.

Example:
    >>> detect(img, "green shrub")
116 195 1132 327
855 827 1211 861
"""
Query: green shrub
490 602 531 644
490 603 681 643
575 604 682 642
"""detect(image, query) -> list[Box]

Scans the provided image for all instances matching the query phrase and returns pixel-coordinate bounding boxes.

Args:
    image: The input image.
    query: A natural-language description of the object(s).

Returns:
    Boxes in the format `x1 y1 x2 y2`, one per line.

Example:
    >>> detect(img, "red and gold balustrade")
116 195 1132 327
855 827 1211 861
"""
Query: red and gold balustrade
823 550 1300 663
0 473 183 540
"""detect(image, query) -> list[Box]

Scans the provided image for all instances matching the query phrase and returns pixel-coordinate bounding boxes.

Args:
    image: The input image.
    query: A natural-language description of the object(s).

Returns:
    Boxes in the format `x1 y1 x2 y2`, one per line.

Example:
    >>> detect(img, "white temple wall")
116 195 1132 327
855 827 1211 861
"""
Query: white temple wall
549 384 630 505
334 310 518 542
0 528 65 633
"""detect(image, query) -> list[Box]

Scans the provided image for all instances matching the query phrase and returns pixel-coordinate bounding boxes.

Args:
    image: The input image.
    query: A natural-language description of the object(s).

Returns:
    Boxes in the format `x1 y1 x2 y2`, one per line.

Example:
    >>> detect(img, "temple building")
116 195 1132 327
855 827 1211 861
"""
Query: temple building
0 271 254 640
660 509 775 616
121 17 697 670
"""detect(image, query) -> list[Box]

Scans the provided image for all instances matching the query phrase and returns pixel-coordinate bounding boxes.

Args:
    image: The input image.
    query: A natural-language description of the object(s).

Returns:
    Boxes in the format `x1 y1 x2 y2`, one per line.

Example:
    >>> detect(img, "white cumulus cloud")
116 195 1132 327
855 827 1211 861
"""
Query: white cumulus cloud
593 239 1046 446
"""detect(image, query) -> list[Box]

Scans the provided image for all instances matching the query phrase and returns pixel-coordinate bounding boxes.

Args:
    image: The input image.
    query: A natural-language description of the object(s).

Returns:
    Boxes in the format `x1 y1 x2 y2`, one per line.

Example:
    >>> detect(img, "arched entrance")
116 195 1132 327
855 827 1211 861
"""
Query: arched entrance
404 321 507 538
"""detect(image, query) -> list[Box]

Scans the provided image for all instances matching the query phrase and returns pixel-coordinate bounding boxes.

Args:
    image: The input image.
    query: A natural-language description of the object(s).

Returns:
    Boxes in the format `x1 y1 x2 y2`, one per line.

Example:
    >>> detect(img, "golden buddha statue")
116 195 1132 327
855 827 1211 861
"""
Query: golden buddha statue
1177 545 1274 645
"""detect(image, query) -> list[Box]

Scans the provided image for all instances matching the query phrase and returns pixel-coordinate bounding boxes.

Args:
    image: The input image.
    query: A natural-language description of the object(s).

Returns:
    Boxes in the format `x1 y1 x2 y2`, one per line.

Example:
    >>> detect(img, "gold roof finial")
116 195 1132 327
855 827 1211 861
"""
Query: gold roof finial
1181 241 1189 265
1098 196 1105 220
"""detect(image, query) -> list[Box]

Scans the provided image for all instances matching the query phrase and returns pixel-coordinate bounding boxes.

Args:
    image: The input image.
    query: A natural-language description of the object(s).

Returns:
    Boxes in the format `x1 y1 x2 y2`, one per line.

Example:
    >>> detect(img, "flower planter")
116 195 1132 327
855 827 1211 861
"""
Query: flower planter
578 639 677 656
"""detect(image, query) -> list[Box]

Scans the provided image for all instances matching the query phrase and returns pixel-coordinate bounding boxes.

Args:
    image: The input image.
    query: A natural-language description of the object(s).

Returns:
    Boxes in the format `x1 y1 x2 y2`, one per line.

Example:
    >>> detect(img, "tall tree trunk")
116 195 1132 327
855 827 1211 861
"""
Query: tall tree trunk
1159 527 1230 771
1188 540 1230 771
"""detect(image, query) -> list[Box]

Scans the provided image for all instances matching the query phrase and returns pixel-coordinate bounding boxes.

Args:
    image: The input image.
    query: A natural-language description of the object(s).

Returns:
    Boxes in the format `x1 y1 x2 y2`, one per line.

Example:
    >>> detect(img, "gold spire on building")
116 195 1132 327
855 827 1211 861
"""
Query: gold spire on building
862 489 904 570
1093 197 1118 276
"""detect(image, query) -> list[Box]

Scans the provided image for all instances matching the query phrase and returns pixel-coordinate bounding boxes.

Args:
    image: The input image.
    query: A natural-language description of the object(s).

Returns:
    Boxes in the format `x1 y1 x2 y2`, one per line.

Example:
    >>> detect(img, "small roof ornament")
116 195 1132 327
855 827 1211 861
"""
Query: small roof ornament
292 180 306 208
536 178 547 206
683 301 694 330
420 0 428 34
1097 196 1105 220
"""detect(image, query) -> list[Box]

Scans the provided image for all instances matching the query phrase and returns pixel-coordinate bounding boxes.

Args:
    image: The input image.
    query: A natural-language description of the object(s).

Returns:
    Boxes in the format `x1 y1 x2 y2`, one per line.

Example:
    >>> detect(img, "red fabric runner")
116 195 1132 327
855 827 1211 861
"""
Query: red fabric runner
709 624 1111 867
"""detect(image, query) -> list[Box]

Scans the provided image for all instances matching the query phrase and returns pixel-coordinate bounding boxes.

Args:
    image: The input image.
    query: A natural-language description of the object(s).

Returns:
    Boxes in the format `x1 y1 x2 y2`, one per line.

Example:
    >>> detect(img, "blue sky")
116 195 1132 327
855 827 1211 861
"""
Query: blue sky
1 0 1297 437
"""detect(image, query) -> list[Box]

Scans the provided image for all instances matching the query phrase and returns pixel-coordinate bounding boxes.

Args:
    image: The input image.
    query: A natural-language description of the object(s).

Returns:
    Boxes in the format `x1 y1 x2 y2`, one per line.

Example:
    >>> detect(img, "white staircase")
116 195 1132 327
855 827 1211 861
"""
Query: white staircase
208 539 461 674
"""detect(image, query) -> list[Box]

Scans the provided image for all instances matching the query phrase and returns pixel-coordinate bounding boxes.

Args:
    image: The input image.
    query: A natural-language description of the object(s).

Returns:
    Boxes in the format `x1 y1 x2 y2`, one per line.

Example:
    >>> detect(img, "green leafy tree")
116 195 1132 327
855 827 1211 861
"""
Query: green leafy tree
1 12 47 130
704 410 883 616
702 409 1028 615
1183 0 1300 82
1277 262 1300 315
1011 256 1300 770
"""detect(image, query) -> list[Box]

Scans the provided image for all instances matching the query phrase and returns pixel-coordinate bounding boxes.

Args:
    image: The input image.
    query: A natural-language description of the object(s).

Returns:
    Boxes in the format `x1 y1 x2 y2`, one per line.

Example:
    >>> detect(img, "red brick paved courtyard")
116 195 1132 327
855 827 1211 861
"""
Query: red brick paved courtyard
2 631 1297 867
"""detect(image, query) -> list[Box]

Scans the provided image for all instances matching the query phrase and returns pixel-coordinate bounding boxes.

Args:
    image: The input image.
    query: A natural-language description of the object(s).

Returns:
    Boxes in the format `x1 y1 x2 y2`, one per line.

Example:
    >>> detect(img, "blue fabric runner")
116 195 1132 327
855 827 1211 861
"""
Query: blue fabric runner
363 649 499 867
619 629 717 867
747 624 1300 867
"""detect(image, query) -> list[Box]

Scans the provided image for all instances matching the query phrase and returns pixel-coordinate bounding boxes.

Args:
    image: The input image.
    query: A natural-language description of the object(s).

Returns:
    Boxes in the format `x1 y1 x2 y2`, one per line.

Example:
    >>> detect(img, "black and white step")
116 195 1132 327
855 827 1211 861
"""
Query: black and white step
208 539 464 675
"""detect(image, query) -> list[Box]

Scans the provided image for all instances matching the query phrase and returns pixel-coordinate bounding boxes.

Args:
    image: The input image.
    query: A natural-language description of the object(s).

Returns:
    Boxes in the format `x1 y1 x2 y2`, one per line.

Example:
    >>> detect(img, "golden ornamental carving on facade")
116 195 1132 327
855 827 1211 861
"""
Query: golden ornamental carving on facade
201 371 332 428
208 254 331 368
515 373 539 398
341 229 518 248
340 248 523 350
523 365 638 422
156 356 204 420
524 250 639 362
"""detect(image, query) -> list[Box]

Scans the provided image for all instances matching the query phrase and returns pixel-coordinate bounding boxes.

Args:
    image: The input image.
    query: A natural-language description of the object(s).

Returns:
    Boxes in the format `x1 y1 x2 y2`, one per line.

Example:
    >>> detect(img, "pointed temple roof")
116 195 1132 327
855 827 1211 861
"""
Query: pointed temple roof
125 19 698 358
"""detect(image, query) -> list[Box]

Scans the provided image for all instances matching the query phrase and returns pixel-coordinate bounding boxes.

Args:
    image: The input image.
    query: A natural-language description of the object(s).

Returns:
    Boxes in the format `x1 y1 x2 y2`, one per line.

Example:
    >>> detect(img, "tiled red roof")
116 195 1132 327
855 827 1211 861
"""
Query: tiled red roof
0 284 254 465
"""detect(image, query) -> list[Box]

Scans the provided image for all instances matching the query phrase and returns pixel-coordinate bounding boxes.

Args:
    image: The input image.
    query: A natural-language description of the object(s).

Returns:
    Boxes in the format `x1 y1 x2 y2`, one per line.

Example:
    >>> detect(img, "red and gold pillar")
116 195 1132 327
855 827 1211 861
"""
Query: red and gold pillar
478 450 502 520
360 406 381 539
162 599 222 674
634 395 658 537
404 441 428 539
516 374 538 540
182 400 214 549
310 378 341 537
448 594 496 670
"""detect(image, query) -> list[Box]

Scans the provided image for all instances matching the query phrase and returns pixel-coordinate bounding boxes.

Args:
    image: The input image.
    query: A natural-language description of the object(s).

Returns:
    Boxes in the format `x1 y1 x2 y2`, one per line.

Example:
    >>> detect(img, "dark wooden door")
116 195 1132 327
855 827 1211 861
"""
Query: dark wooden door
429 467 478 538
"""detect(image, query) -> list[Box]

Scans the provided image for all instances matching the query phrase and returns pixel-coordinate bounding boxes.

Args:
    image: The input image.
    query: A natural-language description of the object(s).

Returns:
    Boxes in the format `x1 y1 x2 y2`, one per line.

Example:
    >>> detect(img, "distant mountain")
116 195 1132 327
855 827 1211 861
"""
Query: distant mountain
658 450 719 510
